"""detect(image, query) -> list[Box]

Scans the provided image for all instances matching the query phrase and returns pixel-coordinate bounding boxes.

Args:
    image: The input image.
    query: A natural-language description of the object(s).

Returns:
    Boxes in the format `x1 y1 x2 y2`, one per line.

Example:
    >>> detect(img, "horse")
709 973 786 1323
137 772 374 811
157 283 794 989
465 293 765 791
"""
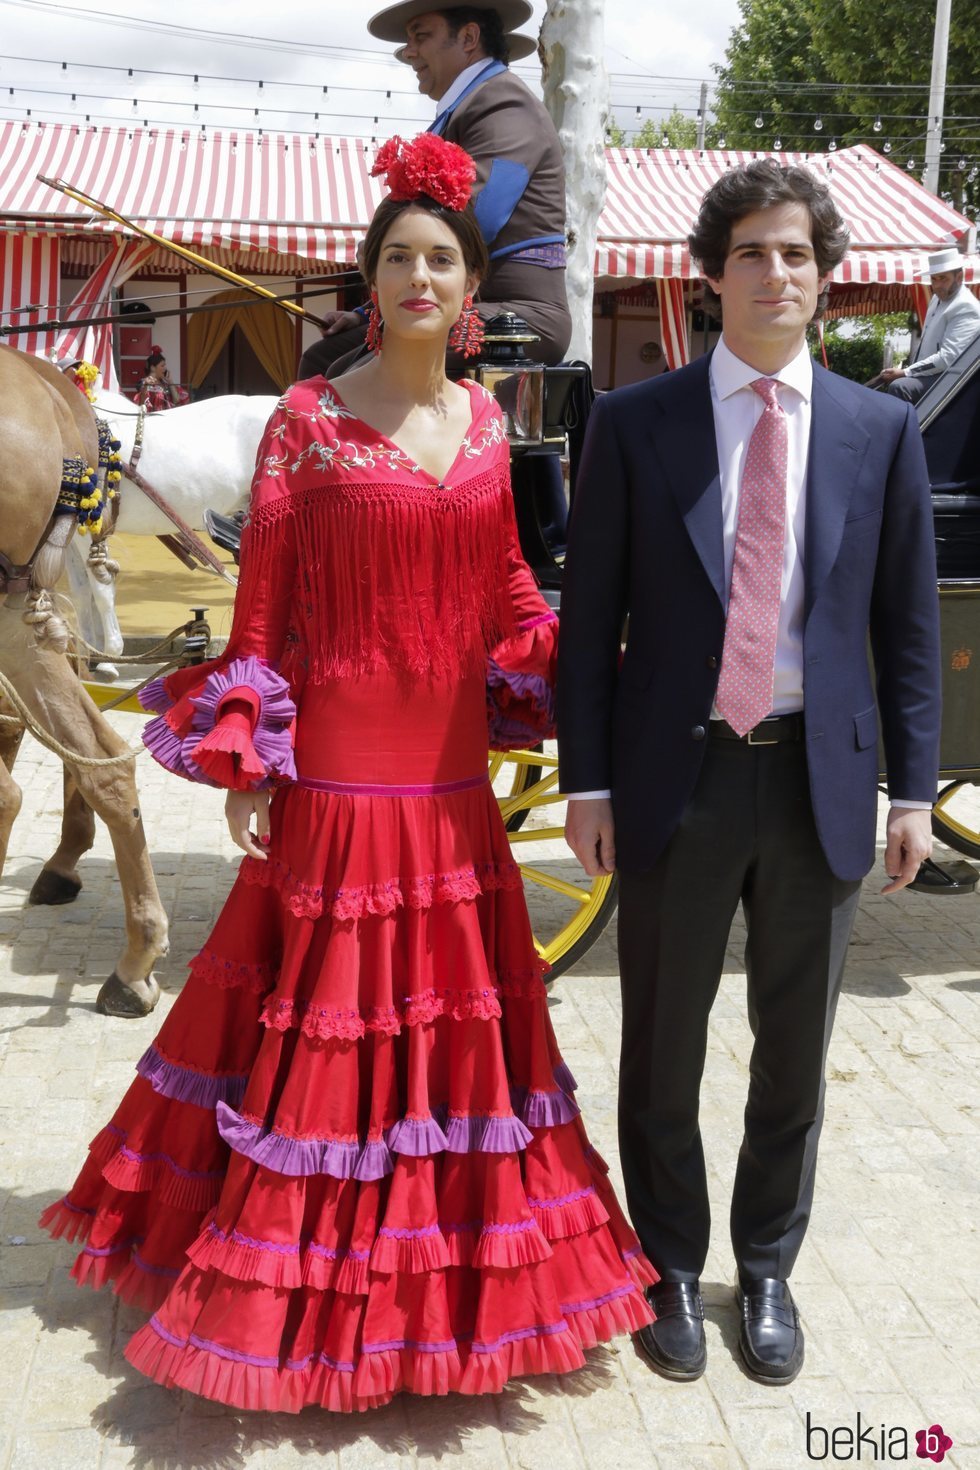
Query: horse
66 391 278 669
0 345 168 1016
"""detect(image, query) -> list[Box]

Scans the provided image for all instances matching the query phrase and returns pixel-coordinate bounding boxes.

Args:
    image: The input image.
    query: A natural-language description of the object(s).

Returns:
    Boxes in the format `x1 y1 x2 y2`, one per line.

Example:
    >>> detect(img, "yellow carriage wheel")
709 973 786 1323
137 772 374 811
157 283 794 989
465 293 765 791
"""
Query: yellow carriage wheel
932 780 980 860
489 744 618 981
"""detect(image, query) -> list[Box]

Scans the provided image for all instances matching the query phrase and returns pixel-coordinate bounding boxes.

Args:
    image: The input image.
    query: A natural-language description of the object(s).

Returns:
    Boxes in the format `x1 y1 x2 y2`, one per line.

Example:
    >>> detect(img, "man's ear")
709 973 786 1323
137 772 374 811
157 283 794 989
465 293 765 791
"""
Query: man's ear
460 20 483 56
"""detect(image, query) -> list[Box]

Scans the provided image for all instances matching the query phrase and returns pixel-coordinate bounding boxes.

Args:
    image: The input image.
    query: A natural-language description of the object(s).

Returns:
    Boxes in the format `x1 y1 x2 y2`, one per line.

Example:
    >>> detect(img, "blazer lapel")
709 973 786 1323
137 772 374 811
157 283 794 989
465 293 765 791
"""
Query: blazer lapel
804 365 871 618
653 357 726 608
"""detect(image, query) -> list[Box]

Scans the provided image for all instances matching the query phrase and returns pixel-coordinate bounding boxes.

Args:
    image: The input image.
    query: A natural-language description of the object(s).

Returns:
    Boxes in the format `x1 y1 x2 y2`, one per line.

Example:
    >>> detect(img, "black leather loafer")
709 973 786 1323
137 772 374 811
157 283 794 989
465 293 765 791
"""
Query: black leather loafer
635 1280 707 1381
736 1278 804 1384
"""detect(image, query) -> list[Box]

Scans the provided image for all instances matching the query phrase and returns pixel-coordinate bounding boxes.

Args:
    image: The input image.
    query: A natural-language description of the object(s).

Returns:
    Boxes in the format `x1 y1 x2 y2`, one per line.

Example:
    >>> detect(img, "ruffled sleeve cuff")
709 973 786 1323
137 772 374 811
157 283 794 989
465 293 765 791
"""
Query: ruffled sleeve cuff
141 655 297 790
487 611 558 751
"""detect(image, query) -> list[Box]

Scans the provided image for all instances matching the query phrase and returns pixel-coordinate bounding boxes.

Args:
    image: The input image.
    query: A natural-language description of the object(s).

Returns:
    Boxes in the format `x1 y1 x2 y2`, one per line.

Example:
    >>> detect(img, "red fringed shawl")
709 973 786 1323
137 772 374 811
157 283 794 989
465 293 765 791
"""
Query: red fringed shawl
168 378 520 699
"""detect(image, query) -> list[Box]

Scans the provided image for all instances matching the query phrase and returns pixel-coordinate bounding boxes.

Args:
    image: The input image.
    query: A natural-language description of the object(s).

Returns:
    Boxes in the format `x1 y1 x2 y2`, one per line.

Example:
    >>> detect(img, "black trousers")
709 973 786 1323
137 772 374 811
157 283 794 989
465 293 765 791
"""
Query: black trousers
616 735 861 1284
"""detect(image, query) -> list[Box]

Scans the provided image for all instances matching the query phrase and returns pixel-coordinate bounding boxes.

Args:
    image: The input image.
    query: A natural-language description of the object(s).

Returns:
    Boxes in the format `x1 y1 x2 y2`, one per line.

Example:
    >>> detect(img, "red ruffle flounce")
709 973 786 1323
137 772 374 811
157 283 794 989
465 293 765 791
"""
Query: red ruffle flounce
41 778 655 1411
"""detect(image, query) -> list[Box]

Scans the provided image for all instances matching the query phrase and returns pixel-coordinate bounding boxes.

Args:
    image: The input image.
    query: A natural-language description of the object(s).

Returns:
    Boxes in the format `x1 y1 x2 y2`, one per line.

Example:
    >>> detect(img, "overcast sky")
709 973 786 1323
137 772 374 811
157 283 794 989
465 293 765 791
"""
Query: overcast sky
0 0 744 141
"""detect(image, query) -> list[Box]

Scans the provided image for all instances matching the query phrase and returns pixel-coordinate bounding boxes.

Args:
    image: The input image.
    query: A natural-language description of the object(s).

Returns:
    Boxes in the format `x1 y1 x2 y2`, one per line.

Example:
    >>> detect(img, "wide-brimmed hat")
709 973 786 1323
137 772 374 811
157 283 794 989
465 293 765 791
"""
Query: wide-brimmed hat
369 0 533 44
393 30 537 63
917 246 964 276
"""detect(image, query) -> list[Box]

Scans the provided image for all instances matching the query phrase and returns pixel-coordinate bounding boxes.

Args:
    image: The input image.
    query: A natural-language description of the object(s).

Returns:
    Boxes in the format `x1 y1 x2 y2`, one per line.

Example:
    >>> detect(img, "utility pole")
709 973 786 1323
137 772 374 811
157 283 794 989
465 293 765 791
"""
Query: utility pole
696 81 708 148
923 0 952 195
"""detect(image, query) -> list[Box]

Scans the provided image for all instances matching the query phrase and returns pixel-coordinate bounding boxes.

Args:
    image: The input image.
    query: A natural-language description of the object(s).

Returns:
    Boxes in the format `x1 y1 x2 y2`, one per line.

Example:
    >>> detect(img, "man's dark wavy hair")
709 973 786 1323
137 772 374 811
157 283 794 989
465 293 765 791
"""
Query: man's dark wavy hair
689 159 849 316
440 6 510 62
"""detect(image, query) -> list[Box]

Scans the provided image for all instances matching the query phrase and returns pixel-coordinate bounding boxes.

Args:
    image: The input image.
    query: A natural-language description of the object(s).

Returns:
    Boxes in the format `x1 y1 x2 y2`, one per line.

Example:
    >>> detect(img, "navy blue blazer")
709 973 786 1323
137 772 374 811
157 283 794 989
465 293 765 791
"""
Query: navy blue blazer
556 354 942 882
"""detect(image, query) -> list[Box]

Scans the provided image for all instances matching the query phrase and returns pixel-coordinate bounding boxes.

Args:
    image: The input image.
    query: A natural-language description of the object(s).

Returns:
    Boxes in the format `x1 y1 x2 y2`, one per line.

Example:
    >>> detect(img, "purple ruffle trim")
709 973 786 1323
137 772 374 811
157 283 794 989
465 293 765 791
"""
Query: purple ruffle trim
215 1101 534 1178
512 1086 580 1128
142 712 192 779
486 662 556 747
216 1102 392 1181
182 655 297 786
136 1044 248 1110
138 675 174 715
386 1113 450 1157
444 1113 534 1153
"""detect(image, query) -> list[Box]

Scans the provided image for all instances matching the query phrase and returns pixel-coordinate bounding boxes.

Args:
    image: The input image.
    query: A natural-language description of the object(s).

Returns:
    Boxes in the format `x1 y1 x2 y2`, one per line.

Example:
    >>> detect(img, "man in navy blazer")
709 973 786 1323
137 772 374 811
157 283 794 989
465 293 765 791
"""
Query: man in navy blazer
557 161 941 1386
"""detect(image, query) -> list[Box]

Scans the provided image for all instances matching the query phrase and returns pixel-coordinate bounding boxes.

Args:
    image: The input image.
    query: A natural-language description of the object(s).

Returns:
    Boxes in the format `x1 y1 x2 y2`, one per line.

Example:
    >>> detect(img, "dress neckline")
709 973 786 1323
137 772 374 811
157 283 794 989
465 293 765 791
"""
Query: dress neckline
319 377 485 487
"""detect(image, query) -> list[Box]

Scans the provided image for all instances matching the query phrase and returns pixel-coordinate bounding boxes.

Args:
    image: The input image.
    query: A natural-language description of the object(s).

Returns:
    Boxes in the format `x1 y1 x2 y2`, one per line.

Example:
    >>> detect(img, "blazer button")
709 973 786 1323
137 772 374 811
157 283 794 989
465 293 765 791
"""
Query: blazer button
691 724 706 740
706 655 718 669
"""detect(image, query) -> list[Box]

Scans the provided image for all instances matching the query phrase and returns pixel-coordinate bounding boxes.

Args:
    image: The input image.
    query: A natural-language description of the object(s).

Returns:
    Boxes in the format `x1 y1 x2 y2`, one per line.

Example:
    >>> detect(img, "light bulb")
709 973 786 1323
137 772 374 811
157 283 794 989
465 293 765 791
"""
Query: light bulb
958 157 966 170
718 134 726 148
883 140 892 153
661 133 669 147
755 114 763 129
773 136 782 149
193 74 200 91
873 116 882 132
813 117 824 132
829 138 837 151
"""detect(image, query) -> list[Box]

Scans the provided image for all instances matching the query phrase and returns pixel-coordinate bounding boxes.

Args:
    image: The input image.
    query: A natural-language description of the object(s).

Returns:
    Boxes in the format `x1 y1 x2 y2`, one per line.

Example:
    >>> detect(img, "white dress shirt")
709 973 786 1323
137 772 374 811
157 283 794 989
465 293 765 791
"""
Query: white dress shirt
567 336 927 809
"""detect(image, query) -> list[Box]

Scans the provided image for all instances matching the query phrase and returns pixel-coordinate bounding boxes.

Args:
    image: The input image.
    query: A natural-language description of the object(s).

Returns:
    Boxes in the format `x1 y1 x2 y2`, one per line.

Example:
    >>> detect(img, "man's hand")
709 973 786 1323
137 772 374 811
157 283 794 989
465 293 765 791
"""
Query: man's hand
881 807 933 894
564 797 616 876
879 367 906 383
225 789 272 860
318 309 364 337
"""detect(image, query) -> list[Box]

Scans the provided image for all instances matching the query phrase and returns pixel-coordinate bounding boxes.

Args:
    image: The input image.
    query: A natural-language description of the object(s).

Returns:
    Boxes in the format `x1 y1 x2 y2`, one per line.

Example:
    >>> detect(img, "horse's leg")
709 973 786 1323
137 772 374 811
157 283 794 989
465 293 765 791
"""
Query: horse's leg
6 644 168 1016
28 768 94 906
0 723 25 877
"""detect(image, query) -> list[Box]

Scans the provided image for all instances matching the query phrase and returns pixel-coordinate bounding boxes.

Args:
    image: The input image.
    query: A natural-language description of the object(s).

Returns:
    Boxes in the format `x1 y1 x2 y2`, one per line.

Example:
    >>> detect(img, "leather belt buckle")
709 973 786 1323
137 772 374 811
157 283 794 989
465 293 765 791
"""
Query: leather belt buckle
746 727 780 745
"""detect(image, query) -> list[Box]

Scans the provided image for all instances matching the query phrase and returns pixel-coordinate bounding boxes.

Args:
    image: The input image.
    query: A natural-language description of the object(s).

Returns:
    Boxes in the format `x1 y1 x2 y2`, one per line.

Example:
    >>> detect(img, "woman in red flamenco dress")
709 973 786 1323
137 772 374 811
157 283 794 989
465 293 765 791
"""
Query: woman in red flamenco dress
41 134 657 1412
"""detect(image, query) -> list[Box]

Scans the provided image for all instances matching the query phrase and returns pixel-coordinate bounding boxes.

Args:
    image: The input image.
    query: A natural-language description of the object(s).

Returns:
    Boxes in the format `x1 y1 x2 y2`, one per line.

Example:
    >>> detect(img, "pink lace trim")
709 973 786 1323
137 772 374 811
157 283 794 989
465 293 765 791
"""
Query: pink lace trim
258 969 546 1041
240 856 523 921
190 950 276 994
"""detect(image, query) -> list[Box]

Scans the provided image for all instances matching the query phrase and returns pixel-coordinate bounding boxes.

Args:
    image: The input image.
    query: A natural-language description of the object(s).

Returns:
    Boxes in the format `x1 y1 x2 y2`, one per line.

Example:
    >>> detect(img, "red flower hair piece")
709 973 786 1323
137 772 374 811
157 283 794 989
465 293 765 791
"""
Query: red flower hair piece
371 134 476 212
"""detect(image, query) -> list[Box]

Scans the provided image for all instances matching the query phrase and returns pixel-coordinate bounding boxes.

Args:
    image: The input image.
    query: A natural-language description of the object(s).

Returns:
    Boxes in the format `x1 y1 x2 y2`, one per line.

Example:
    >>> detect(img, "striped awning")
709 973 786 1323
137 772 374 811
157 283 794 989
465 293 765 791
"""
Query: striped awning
0 121 384 262
0 124 975 285
599 144 976 284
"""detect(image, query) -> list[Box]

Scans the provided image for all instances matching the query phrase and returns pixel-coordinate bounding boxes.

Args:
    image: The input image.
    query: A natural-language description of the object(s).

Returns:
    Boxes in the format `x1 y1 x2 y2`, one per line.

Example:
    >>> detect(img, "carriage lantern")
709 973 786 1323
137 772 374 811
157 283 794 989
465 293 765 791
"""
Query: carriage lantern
469 312 546 446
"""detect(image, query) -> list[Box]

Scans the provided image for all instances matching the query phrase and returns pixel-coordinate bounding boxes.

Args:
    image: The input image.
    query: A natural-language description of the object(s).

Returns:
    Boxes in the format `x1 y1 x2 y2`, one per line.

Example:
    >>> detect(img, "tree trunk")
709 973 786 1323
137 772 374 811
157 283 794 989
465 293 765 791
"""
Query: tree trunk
539 0 609 365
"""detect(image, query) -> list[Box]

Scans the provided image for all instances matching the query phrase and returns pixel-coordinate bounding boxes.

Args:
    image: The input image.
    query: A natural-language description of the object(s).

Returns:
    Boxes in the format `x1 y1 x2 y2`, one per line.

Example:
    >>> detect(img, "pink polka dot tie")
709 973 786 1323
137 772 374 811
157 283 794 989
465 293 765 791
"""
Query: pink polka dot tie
715 377 787 737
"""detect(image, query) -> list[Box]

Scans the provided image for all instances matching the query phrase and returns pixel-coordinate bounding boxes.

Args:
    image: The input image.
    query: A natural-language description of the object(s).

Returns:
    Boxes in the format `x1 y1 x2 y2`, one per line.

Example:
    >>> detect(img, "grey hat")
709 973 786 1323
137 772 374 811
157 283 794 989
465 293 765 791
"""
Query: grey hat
393 29 537 62
370 0 533 43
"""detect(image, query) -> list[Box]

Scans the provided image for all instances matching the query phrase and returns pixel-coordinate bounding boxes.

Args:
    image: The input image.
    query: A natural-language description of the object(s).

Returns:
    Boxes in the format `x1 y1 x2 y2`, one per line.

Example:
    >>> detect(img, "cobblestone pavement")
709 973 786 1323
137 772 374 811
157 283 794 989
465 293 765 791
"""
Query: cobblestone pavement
1 714 977 1470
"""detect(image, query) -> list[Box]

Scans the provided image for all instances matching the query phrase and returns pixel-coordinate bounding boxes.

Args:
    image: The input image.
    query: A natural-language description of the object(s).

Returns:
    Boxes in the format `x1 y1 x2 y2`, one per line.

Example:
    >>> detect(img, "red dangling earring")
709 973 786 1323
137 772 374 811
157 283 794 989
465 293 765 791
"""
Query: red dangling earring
365 292 384 354
449 295 485 359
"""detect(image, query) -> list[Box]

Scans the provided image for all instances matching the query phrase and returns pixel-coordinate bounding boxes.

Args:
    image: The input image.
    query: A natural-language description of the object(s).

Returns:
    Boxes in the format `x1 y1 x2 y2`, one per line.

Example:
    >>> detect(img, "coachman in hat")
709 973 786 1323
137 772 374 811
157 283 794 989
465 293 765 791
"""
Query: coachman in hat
300 2 571 377
881 245 980 402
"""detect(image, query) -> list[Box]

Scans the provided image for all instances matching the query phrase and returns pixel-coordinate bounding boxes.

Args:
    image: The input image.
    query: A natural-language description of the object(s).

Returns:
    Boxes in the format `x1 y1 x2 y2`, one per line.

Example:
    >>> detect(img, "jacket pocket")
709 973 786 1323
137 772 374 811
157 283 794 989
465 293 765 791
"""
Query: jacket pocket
853 705 878 750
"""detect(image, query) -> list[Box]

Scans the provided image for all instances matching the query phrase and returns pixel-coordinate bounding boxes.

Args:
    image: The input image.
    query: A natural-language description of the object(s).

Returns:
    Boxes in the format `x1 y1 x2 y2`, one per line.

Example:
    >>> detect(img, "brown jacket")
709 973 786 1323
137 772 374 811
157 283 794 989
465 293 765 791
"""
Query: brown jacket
443 67 570 363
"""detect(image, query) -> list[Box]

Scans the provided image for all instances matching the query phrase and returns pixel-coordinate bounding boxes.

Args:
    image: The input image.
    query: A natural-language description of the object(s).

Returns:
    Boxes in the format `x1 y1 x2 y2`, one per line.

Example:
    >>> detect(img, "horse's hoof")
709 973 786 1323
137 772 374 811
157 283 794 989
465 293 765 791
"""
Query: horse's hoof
29 868 82 906
96 973 161 1017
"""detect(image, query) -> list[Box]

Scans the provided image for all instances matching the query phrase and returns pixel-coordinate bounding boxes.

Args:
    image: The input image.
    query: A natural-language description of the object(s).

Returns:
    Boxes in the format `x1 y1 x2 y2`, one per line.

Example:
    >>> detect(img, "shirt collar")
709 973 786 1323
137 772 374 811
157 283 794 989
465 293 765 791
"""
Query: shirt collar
435 58 496 116
711 335 813 405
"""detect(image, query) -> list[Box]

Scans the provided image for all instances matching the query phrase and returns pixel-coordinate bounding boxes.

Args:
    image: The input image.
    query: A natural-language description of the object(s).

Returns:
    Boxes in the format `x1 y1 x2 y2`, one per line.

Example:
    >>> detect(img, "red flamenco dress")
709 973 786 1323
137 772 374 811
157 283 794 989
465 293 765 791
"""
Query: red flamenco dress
41 376 656 1411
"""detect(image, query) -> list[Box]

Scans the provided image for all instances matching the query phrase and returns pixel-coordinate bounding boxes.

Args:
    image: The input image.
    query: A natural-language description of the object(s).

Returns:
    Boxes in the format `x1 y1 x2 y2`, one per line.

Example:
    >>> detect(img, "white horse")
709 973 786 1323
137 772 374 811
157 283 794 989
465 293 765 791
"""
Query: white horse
65 391 277 671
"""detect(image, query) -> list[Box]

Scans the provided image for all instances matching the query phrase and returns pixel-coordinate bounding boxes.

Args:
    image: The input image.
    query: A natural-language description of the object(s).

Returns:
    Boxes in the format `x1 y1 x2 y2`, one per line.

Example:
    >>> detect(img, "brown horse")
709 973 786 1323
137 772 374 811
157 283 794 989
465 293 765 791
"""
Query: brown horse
0 345 168 1015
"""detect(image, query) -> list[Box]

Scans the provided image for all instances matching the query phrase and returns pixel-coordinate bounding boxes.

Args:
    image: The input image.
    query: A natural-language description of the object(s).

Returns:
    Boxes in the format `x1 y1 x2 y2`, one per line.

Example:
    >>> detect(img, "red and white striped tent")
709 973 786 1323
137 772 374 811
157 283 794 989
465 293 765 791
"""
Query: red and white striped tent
600 144 978 367
1 122 976 379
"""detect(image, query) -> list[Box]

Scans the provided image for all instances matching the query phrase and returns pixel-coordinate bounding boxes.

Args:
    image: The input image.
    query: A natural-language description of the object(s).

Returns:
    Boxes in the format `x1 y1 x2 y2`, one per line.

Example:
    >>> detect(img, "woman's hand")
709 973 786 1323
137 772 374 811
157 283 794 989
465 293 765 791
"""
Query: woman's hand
225 789 272 859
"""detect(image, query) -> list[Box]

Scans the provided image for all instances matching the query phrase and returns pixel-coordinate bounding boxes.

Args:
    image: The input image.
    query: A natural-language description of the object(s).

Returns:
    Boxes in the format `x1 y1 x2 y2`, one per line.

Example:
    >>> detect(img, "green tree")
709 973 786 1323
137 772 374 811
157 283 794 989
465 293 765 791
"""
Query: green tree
713 0 979 213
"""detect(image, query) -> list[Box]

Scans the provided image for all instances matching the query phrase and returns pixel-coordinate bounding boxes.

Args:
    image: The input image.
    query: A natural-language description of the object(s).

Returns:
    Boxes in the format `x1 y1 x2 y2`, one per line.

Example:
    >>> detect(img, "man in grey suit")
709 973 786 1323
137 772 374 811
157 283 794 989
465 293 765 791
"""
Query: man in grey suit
881 246 980 402
300 1 570 377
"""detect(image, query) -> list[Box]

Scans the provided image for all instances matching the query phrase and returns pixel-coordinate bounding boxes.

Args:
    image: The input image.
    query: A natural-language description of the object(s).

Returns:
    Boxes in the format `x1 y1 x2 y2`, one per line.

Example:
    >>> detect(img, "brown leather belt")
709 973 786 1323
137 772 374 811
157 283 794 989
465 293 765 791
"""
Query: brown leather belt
711 714 804 745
